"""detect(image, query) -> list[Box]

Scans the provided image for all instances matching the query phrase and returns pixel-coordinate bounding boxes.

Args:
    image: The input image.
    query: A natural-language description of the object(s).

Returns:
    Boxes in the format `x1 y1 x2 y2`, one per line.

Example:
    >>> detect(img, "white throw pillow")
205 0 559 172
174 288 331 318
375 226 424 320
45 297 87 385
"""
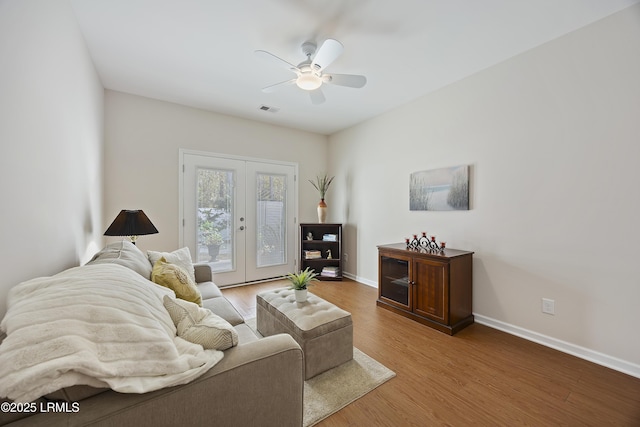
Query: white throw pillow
163 296 238 351
148 247 195 283
87 240 153 279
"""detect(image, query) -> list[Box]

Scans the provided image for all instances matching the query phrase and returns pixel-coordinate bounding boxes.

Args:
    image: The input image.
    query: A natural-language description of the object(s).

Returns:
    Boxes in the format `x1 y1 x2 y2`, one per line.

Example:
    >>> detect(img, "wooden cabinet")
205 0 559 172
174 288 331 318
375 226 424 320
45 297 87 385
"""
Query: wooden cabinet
300 223 342 281
377 243 473 335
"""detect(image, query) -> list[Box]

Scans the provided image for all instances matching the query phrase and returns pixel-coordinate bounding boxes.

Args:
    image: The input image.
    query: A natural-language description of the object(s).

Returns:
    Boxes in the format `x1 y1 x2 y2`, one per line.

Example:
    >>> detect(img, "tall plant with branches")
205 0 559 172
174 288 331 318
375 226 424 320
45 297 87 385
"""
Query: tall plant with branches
309 174 335 200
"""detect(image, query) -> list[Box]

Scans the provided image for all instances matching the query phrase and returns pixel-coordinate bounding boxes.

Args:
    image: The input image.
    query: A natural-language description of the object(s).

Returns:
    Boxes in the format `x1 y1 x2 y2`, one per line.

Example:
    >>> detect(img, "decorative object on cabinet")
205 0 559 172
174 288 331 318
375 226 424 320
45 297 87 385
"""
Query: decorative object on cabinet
410 165 469 211
104 209 159 245
405 232 445 252
377 243 473 335
300 223 342 281
309 174 334 223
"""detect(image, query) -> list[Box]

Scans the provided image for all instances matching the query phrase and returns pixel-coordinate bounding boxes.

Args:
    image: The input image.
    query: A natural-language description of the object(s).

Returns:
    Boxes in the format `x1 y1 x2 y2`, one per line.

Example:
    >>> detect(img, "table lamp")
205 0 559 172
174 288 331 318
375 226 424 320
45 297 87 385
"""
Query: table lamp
104 209 158 244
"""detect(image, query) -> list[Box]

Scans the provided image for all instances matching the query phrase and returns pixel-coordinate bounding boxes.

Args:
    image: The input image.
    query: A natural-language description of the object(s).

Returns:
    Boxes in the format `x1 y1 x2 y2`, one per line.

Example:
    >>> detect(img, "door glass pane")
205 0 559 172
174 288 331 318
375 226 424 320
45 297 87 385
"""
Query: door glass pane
197 167 234 272
256 172 286 267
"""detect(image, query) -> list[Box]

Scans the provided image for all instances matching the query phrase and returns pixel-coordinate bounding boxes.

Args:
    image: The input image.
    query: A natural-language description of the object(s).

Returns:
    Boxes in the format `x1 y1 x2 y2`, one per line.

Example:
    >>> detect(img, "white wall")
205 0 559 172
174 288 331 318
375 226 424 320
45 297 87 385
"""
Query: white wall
329 5 640 374
104 91 328 253
0 0 104 318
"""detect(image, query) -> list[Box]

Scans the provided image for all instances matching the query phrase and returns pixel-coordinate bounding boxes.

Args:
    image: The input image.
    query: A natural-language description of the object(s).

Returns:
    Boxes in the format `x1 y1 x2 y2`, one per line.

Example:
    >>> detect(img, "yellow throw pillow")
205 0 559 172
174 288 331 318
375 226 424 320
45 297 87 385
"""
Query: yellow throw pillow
152 257 202 306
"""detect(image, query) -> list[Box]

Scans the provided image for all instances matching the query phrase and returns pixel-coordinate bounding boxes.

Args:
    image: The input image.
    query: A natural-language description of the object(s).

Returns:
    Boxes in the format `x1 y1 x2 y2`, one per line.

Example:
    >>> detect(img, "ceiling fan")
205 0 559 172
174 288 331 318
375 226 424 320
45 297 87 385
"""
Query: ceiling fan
255 39 367 105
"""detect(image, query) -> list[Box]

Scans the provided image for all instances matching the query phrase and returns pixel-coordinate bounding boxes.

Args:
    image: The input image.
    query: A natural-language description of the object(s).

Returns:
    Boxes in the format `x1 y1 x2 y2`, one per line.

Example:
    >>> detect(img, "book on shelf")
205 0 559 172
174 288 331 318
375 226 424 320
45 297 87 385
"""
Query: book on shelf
321 266 339 277
322 234 337 242
304 250 322 259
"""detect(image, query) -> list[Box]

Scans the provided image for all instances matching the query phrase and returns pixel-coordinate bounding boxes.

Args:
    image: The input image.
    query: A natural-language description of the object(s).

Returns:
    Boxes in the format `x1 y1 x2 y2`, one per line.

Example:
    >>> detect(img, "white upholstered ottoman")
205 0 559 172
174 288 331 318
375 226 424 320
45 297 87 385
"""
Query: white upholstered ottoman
257 288 353 380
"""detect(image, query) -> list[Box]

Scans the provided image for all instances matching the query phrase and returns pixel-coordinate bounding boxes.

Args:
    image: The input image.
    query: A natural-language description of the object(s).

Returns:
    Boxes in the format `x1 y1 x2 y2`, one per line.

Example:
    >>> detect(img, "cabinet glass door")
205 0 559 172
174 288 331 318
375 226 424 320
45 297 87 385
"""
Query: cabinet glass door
379 255 410 308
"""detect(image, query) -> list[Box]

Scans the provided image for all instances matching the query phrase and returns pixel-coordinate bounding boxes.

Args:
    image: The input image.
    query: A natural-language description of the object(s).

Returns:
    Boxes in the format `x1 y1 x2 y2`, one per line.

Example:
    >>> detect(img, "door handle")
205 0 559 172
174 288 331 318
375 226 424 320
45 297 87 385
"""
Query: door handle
239 226 245 231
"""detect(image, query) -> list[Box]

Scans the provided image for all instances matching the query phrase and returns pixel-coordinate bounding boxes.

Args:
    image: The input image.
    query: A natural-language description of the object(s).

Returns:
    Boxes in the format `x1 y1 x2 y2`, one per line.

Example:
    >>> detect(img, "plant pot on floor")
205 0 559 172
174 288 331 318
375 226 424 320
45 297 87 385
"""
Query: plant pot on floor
207 244 221 261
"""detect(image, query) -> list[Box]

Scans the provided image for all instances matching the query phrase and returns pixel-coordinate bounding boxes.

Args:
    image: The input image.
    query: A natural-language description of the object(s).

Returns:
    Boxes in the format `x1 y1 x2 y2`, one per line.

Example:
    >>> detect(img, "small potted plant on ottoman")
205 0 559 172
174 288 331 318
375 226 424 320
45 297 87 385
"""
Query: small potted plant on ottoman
286 267 319 302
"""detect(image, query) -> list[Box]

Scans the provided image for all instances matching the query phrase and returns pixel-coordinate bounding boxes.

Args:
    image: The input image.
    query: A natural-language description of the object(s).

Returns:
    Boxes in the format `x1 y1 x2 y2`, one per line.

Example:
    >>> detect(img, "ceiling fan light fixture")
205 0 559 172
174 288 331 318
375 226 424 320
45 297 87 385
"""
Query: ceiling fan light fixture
257 38 365 102
296 73 322 91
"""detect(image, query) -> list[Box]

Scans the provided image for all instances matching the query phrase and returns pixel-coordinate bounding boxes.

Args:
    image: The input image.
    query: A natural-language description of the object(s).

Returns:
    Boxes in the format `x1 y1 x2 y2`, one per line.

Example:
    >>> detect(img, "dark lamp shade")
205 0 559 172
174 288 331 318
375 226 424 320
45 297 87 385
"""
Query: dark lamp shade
104 210 159 237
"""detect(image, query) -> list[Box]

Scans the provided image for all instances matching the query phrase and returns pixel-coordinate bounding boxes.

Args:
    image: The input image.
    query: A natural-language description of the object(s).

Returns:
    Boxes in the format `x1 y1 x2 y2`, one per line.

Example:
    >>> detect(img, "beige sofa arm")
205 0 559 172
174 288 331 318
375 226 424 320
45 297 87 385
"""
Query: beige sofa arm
193 263 213 283
13 334 304 427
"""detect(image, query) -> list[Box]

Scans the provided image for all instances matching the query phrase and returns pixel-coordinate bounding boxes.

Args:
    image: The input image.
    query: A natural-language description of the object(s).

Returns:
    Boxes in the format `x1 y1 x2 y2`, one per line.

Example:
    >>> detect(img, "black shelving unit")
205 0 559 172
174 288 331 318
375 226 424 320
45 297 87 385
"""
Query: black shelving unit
300 223 342 281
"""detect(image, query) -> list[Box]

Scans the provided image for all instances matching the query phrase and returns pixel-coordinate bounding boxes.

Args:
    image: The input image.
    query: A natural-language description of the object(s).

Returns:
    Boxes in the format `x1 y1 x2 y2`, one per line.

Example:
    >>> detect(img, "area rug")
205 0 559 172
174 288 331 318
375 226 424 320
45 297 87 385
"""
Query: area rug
244 318 396 426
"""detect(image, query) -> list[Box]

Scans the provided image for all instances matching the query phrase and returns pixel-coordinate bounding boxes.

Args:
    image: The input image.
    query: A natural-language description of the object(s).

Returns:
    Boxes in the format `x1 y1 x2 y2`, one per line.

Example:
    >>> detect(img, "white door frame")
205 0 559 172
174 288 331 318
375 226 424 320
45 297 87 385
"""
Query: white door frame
179 149 299 286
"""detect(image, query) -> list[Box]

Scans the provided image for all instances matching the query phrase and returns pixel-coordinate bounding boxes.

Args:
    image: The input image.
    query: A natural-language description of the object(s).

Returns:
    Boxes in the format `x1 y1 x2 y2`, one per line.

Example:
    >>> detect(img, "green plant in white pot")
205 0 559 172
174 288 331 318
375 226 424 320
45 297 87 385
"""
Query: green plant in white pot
286 267 319 302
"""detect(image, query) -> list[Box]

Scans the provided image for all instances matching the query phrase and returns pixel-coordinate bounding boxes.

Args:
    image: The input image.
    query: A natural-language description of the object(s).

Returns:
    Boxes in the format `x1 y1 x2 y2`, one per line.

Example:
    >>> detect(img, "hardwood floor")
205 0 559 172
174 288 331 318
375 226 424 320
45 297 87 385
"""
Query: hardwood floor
221 279 640 426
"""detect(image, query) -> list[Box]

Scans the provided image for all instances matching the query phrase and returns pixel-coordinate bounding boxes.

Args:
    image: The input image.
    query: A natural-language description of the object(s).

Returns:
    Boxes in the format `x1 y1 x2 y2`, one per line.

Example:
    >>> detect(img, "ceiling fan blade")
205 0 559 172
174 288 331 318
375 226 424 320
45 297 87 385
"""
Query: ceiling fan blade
261 78 297 93
255 50 299 74
309 88 326 105
311 39 343 72
324 73 367 88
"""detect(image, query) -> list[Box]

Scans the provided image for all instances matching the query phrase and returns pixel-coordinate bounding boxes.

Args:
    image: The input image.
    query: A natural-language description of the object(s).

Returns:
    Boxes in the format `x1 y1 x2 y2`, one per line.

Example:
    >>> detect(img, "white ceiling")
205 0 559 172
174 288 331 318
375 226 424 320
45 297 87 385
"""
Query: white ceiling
71 0 638 135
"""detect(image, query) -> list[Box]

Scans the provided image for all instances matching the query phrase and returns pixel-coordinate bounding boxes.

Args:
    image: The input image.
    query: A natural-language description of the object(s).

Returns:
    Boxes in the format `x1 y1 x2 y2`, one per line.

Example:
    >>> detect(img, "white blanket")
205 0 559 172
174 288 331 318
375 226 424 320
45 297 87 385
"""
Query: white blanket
0 264 223 403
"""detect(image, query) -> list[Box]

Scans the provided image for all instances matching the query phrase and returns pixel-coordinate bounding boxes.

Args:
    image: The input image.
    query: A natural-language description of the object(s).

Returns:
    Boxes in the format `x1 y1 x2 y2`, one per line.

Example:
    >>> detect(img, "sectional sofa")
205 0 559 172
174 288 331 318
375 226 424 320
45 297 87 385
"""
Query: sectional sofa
0 241 303 427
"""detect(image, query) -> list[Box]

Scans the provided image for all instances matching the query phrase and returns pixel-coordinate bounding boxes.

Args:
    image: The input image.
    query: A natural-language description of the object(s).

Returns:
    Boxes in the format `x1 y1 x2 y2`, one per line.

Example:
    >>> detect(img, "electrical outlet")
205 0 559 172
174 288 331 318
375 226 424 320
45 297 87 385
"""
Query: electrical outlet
542 298 555 315
344 253 349 263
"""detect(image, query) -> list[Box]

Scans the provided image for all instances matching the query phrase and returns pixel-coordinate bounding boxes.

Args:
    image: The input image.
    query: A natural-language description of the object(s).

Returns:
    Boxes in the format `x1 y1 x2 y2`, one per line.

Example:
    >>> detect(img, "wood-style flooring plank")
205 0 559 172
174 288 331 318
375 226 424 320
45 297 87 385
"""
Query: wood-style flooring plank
221 278 640 426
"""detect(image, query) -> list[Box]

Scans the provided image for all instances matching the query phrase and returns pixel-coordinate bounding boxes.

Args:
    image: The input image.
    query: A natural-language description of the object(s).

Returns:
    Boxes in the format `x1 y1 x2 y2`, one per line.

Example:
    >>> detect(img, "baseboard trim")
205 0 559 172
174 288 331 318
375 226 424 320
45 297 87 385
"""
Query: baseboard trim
342 276 640 379
343 271 377 288
474 314 640 379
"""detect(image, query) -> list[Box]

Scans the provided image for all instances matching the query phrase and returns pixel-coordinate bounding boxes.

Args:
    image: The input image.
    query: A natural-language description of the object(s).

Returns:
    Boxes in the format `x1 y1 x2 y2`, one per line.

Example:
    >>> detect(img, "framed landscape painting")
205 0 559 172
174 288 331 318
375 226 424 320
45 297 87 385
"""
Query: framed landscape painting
410 165 469 211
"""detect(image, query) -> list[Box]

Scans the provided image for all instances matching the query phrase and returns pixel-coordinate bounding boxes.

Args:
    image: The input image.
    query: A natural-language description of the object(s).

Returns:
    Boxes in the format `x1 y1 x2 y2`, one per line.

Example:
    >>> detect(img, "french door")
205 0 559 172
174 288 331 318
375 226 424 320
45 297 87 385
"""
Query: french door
180 151 297 286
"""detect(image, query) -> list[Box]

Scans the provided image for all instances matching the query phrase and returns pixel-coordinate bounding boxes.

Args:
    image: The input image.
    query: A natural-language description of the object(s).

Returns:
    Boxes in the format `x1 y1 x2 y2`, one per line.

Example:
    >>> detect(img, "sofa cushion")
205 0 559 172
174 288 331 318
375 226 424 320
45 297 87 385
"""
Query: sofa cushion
163 296 238 351
234 323 260 345
86 240 153 279
46 384 109 403
148 247 196 283
198 281 224 300
152 258 202 306
203 297 245 326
